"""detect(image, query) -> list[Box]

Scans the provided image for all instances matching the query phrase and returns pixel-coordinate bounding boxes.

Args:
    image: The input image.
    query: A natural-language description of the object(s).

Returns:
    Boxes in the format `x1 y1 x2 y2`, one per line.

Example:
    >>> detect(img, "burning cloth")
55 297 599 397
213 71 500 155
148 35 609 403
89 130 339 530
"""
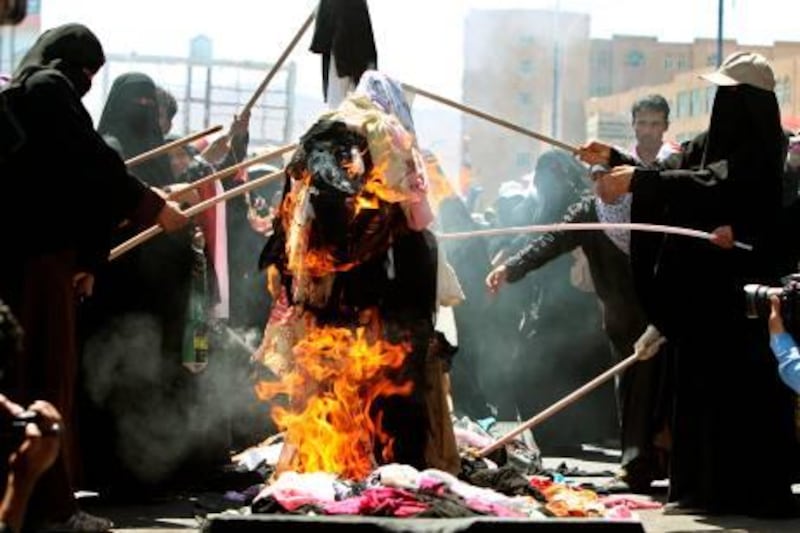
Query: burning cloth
254 91 460 480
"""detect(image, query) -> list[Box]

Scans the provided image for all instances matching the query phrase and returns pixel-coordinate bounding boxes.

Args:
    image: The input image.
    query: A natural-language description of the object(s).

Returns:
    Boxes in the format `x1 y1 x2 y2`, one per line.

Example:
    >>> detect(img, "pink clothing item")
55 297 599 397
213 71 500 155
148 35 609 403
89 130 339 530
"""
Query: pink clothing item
418 477 445 492
599 495 663 510
254 471 338 511
405 186 435 231
270 487 329 512
605 506 635 520
190 138 231 319
211 180 229 319
195 179 230 319
323 487 428 517
464 499 526 518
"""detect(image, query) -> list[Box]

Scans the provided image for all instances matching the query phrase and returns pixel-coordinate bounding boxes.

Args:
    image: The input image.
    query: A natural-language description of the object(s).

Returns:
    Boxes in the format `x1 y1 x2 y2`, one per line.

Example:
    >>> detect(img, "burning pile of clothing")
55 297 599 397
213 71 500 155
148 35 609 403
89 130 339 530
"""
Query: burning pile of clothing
219 73 650 525
253 71 462 480
218 435 651 521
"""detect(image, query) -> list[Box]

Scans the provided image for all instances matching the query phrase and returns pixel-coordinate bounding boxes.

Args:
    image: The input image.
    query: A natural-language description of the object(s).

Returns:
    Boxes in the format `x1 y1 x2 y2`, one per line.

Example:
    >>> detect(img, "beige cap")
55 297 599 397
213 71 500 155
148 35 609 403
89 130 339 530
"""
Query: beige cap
700 51 776 92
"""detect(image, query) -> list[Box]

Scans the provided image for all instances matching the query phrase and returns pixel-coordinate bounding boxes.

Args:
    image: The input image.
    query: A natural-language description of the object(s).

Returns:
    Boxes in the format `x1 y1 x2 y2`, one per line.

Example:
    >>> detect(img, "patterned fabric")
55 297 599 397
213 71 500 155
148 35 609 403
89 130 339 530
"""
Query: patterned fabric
182 152 230 319
597 141 680 254
322 94 433 230
595 193 633 255
355 70 416 135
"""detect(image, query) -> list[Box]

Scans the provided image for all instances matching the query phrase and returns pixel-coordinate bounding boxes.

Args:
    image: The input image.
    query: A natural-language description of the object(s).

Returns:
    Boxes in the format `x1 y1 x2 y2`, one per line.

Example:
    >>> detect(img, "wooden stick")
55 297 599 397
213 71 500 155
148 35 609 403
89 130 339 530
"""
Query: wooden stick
401 83 579 153
242 7 317 114
166 143 297 199
437 222 753 251
478 351 643 457
109 168 285 261
125 125 223 167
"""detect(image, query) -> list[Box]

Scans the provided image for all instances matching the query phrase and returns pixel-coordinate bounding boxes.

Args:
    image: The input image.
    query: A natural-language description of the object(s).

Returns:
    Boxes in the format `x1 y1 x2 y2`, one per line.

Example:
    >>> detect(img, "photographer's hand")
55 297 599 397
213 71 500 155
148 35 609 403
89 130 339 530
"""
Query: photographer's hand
11 400 62 480
0 398 62 533
769 295 786 335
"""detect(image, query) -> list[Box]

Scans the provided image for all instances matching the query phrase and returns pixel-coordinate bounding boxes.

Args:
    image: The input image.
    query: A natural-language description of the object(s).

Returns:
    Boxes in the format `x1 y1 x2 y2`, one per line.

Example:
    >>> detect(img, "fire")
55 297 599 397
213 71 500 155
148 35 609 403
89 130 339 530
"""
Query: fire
351 160 409 218
302 248 355 277
255 320 413 480
423 151 457 211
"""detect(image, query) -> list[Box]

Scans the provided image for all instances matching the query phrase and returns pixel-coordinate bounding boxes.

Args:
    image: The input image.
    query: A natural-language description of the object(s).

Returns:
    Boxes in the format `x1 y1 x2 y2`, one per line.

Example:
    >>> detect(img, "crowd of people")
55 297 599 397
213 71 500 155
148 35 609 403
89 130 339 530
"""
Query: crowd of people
2 12 800 533
481 51 800 518
0 23 277 531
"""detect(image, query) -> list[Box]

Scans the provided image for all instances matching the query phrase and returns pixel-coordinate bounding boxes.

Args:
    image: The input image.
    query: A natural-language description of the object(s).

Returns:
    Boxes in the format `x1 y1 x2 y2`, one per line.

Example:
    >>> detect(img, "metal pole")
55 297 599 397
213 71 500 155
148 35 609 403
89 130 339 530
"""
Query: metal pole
716 0 724 67
551 0 561 137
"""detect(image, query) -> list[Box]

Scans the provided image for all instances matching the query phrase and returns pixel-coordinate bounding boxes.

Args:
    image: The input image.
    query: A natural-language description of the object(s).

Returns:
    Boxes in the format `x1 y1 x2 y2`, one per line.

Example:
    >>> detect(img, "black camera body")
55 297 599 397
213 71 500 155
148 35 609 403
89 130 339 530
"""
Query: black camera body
0 410 40 451
745 273 800 337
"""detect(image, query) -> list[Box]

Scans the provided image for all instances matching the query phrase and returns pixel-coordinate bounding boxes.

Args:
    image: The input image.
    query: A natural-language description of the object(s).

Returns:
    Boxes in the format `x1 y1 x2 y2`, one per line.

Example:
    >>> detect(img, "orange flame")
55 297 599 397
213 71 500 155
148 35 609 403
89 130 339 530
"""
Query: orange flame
255 321 413 480
423 151 457 211
350 160 409 218
302 248 356 277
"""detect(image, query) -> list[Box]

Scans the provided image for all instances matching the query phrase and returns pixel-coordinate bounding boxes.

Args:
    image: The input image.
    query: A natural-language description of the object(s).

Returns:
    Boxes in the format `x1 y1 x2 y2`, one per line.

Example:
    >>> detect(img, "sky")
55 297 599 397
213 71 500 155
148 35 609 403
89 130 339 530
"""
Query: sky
40 0 800 109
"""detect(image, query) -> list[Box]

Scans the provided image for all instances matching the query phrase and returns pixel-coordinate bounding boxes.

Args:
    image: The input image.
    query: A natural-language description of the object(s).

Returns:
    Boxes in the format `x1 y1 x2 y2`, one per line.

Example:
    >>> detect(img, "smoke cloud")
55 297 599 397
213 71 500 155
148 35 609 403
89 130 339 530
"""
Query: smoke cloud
81 313 272 486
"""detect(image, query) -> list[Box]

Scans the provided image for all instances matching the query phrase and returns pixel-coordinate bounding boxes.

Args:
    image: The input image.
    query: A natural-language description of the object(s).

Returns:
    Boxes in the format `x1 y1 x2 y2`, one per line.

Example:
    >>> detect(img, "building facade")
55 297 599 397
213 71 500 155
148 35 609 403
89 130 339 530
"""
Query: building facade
588 35 800 98
586 53 800 148
461 8 800 205
89 47 297 149
461 9 590 206
0 0 41 75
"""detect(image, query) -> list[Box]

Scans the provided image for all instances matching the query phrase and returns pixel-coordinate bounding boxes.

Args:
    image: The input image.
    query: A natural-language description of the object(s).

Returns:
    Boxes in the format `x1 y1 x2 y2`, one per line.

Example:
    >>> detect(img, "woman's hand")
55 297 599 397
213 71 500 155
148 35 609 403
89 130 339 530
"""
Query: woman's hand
594 165 634 203
156 201 190 232
577 140 612 166
710 225 734 249
485 265 509 295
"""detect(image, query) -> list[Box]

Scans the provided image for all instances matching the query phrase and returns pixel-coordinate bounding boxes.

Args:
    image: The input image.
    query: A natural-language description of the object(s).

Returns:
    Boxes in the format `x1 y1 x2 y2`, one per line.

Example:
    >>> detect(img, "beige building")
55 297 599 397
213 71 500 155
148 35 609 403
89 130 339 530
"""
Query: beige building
461 9 590 206
586 53 800 148
461 9 800 203
588 36 800 98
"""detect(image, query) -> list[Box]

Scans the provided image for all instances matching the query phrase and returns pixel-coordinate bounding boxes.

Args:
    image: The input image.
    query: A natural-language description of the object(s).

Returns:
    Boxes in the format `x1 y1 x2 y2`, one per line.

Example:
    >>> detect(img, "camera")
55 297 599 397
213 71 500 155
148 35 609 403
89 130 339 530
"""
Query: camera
0 410 41 450
744 273 800 336
0 0 27 26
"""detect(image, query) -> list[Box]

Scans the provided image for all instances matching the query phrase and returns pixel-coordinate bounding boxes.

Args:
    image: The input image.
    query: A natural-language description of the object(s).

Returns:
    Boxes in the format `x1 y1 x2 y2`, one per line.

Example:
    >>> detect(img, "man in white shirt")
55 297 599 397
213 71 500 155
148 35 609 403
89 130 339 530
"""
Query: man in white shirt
629 94 679 167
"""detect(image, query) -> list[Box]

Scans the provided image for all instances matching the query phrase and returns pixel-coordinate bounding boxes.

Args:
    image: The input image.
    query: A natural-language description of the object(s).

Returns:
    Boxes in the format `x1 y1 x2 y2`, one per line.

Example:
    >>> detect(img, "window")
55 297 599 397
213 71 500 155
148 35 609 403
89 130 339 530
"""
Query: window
664 56 674 70
625 50 645 67
518 92 532 106
676 91 691 118
516 152 532 169
592 84 611 97
776 76 792 105
691 88 703 116
707 53 719 67
519 59 534 75
677 56 688 69
519 34 535 47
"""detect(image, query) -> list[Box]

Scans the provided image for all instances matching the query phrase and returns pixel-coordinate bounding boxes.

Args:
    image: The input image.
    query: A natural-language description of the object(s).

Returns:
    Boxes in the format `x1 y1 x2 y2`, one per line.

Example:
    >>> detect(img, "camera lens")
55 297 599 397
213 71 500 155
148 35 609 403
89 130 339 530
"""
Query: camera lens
744 284 769 319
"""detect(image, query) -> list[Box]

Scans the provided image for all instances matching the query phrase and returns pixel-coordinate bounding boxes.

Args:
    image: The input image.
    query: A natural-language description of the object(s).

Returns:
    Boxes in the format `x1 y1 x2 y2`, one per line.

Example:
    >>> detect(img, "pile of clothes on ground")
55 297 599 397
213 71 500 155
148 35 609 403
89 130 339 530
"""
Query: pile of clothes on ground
209 416 659 521
203 459 654 520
